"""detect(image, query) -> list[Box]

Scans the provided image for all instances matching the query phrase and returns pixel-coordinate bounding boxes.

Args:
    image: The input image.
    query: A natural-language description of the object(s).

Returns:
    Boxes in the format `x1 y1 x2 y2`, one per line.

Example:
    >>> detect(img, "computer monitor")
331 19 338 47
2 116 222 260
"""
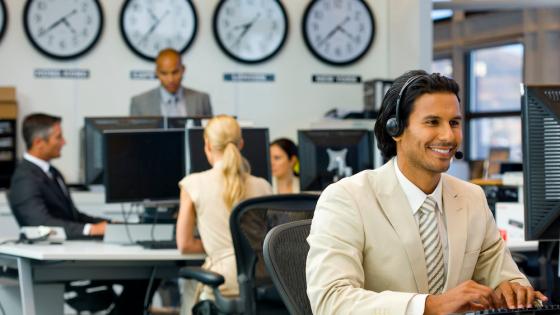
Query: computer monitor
84 117 162 185
163 116 212 129
186 127 271 182
522 85 560 241
84 116 210 185
103 129 186 203
298 129 374 191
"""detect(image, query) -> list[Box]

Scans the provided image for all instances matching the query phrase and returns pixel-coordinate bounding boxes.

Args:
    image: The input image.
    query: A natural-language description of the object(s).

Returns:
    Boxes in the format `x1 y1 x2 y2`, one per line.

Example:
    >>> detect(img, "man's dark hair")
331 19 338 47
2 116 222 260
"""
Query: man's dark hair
22 113 61 150
373 70 460 160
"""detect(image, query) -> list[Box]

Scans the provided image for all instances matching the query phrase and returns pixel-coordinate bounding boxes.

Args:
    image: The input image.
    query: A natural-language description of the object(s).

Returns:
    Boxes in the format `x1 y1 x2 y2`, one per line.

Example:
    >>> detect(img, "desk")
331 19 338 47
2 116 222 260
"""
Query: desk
507 239 539 252
0 241 205 315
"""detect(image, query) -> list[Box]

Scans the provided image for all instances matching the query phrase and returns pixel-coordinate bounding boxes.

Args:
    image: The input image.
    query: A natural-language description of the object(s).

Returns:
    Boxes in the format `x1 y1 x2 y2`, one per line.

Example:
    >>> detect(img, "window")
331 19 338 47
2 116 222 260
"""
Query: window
432 0 452 21
432 58 453 78
466 43 523 161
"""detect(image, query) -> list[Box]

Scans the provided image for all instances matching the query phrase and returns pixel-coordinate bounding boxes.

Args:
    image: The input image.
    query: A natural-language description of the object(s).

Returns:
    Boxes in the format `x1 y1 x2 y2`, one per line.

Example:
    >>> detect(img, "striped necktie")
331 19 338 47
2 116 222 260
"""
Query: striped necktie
418 196 445 294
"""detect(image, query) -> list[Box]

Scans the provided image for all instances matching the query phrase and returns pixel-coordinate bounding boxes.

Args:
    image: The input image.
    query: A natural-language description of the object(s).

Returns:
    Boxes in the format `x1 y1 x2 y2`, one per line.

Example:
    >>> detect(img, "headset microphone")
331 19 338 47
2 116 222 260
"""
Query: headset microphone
454 151 464 160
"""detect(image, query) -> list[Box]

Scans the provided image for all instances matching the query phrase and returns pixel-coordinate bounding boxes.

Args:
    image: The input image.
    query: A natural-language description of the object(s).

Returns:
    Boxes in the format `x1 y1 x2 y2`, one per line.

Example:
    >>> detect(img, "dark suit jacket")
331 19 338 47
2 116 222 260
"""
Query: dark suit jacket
130 86 212 116
8 160 105 239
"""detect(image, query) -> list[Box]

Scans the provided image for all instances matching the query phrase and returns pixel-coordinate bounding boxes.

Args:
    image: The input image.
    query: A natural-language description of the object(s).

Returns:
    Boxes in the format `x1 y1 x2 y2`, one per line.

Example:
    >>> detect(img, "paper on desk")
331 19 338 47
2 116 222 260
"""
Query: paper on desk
495 202 525 242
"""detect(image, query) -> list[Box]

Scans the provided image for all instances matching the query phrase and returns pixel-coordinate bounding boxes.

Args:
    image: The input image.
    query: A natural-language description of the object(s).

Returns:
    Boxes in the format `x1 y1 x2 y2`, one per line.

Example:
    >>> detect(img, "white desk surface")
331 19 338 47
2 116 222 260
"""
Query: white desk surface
506 240 539 252
0 240 205 261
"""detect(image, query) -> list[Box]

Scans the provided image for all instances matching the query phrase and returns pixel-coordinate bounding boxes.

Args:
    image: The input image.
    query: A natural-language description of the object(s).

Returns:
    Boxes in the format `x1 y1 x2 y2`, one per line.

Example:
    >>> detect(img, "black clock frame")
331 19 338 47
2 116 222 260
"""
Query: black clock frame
212 0 289 65
119 0 199 62
302 0 376 66
23 0 104 60
0 0 8 44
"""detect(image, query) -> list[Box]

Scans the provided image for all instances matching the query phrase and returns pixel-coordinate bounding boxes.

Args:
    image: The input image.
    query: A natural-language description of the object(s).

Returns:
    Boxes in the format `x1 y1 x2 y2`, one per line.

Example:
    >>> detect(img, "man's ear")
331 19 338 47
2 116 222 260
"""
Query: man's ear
31 137 45 150
238 138 244 150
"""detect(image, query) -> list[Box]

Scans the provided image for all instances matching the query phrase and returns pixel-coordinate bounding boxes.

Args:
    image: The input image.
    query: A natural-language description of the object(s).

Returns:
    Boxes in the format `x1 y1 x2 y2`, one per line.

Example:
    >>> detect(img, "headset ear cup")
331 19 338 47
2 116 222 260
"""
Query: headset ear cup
386 117 399 137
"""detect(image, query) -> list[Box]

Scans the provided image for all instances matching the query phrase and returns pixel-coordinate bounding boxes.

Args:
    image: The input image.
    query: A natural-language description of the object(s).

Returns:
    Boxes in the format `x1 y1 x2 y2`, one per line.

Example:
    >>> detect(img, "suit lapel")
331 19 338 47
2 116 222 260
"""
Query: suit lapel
23 160 61 198
183 87 196 115
441 175 467 290
149 88 162 115
22 160 77 220
373 160 429 293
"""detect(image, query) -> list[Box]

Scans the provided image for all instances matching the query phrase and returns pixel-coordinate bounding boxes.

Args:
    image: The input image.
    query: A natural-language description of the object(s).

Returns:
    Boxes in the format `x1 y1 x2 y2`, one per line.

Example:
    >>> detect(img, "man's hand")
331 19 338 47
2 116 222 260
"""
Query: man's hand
494 281 548 309
90 221 107 236
424 280 501 315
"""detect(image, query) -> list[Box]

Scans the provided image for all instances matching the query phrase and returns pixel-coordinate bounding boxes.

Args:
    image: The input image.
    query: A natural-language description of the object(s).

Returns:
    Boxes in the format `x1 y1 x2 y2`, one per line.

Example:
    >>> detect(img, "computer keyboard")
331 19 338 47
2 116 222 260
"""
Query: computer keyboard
468 304 560 315
136 239 177 249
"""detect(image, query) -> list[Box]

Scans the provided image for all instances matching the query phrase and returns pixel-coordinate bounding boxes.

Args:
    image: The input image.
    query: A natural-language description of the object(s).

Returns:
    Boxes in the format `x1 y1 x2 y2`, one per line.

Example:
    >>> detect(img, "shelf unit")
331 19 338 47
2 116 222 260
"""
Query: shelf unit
0 87 17 189
0 119 15 188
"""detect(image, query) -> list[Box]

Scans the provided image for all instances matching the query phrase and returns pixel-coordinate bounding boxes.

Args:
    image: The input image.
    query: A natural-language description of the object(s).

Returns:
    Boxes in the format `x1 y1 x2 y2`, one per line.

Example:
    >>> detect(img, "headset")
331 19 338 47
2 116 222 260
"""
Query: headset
385 74 424 138
385 74 464 159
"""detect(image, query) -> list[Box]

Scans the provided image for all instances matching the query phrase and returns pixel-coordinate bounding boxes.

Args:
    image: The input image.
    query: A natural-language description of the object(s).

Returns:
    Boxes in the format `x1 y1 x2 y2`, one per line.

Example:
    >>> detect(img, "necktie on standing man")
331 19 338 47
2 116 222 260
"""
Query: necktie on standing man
167 95 186 117
418 196 445 294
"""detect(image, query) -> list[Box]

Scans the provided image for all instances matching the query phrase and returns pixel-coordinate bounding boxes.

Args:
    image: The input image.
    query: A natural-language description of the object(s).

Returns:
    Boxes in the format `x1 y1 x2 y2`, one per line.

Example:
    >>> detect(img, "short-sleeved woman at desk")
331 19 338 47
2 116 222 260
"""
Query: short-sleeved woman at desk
176 115 272 313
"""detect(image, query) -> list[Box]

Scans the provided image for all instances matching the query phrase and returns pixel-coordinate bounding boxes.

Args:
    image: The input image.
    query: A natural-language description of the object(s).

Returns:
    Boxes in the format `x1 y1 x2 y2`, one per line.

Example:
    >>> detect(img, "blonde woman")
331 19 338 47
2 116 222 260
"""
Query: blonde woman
176 115 272 312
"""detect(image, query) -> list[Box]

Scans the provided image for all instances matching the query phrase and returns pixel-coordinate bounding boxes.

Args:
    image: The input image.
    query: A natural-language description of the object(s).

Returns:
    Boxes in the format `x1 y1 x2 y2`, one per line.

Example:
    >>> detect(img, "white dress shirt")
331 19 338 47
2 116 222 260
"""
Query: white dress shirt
394 158 449 315
23 153 91 235
160 86 187 117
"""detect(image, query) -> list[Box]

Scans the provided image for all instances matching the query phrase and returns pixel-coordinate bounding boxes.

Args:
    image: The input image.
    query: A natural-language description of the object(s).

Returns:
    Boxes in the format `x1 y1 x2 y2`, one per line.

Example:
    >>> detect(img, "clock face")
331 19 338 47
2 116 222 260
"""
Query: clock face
23 0 103 60
0 0 7 43
302 0 375 66
120 0 198 61
213 0 288 64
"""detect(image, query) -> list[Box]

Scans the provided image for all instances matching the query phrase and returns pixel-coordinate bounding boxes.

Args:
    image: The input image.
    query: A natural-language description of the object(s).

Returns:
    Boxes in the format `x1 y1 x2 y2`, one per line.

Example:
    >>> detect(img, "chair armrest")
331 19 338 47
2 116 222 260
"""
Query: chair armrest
179 266 225 288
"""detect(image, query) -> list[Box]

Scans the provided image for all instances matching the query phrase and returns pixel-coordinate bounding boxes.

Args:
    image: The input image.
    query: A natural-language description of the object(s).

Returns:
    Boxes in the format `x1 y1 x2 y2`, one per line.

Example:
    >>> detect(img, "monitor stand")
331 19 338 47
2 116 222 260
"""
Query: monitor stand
141 203 179 224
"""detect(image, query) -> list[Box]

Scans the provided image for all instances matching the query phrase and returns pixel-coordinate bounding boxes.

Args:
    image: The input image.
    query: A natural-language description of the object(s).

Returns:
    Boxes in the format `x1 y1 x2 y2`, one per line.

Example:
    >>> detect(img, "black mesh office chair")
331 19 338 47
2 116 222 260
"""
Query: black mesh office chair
263 220 313 315
179 193 319 315
64 280 117 314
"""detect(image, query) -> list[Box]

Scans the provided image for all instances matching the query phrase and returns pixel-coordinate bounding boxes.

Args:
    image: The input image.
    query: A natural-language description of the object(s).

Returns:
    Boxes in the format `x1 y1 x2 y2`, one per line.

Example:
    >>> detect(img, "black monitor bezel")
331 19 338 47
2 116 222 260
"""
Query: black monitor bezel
298 128 374 191
84 116 210 185
522 85 560 241
103 128 186 204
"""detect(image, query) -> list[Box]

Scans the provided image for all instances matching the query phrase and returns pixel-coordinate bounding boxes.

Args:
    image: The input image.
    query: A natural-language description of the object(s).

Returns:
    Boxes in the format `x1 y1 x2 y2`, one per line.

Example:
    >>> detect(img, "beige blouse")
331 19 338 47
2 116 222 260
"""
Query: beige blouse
179 162 272 297
271 176 300 194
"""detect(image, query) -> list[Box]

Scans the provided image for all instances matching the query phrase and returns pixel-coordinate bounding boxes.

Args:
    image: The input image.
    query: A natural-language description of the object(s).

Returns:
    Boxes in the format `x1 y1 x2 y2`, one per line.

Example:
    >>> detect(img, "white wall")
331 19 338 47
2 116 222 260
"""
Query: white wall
0 0 431 182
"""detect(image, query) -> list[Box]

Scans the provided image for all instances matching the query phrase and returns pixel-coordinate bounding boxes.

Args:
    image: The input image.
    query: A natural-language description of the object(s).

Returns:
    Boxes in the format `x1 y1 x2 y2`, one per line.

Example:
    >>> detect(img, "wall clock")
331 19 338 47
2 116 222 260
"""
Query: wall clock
23 0 103 60
0 0 7 43
213 0 288 64
120 0 198 61
302 0 375 66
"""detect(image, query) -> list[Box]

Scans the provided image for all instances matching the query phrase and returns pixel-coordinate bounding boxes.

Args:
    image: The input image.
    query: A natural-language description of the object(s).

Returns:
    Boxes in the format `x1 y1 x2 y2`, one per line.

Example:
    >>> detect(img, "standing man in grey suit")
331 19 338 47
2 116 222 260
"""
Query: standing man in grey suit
130 48 212 117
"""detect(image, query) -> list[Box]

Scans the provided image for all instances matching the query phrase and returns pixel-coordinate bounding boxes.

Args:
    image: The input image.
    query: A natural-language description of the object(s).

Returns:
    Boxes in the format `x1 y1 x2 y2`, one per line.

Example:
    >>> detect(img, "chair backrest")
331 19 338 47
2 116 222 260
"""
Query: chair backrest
230 193 319 315
263 220 313 315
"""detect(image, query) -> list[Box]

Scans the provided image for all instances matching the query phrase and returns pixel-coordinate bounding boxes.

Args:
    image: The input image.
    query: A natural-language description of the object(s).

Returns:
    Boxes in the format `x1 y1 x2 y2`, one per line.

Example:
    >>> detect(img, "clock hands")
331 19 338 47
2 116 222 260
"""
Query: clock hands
147 8 158 22
231 13 261 49
138 10 170 45
317 16 350 47
337 25 358 43
38 9 78 37
61 18 77 34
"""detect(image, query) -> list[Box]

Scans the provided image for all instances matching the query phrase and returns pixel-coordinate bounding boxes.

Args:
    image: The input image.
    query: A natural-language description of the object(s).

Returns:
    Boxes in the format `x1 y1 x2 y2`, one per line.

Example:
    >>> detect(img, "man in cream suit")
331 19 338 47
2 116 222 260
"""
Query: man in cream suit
130 48 212 117
306 70 547 314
